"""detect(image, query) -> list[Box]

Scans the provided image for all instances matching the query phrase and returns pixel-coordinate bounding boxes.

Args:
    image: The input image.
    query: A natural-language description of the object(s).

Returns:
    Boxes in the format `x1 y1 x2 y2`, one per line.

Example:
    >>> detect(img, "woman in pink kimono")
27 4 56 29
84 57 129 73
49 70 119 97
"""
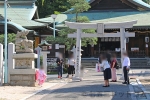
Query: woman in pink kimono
36 66 47 86
110 54 117 82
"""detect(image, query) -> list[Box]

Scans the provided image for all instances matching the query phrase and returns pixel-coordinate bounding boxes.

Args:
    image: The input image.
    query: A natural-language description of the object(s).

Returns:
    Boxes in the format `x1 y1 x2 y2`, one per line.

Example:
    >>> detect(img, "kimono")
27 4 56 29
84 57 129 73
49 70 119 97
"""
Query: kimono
35 69 47 85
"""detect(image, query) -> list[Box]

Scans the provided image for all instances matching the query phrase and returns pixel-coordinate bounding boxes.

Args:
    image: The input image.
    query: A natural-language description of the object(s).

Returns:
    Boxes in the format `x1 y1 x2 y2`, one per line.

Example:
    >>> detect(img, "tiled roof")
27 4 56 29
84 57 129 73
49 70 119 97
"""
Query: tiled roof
128 0 150 10
0 0 46 30
61 11 150 28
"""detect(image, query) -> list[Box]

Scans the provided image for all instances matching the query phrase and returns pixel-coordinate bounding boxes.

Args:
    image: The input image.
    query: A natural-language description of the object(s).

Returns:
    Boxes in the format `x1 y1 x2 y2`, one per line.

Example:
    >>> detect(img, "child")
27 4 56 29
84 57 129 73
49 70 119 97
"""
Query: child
36 66 47 87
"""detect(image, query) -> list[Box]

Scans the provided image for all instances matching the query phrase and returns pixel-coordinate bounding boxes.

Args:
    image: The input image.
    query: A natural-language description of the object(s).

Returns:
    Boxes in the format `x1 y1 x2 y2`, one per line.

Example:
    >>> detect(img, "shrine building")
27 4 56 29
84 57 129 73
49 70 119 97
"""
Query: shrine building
59 0 150 58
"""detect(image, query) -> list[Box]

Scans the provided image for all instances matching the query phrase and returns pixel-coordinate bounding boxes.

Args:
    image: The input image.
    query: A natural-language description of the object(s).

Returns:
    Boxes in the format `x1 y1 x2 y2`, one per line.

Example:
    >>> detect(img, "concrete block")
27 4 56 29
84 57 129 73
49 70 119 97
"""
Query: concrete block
10 75 22 81
9 69 36 74
13 53 38 59
10 80 16 86
22 75 30 81
10 74 36 86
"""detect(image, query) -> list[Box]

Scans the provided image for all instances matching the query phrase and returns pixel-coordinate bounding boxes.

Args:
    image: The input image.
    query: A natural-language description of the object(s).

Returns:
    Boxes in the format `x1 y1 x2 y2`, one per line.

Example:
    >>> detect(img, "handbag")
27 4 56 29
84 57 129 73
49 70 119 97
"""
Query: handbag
115 60 120 69
95 63 100 72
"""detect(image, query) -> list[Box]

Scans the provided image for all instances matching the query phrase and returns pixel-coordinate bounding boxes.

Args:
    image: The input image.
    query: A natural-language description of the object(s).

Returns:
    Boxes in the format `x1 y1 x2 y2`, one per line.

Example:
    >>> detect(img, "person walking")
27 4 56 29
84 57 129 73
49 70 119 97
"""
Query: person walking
56 53 63 79
122 52 130 84
110 54 117 82
67 54 75 78
100 54 111 87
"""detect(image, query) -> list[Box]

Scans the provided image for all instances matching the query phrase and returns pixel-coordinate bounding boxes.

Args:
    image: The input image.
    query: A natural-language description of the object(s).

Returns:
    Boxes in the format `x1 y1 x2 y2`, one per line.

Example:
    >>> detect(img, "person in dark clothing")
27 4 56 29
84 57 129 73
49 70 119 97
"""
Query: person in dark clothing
122 52 130 84
98 54 102 63
67 54 75 78
56 53 63 79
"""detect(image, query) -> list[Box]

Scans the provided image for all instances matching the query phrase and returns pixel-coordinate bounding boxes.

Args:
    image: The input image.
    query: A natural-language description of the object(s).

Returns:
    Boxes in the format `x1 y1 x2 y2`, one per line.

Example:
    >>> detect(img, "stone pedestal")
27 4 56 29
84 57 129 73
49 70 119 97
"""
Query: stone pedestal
10 53 37 86
13 53 37 69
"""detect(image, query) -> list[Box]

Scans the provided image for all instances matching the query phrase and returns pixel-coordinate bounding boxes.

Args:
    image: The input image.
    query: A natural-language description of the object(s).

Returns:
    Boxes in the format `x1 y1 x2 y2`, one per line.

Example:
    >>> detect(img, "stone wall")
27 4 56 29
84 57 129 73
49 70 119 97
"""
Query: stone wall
10 74 35 86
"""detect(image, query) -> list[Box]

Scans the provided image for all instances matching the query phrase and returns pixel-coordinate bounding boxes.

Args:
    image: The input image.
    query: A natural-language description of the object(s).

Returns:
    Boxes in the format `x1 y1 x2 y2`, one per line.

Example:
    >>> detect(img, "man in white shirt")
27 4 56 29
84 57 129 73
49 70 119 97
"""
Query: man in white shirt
122 52 130 84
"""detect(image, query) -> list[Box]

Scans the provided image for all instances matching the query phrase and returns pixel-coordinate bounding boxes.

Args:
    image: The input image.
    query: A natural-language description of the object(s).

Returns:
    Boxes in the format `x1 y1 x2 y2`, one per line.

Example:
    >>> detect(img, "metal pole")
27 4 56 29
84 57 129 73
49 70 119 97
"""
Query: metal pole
4 0 8 83
53 19 55 38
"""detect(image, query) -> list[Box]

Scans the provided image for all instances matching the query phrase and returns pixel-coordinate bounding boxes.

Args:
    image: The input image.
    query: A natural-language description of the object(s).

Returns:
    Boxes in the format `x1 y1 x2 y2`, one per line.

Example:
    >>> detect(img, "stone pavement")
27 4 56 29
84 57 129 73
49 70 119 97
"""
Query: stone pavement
27 68 133 100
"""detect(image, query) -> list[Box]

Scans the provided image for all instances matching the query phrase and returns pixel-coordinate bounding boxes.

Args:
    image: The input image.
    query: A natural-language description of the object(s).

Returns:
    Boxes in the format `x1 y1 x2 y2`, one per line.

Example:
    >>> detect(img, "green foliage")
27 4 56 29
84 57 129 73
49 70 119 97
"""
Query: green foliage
46 16 98 50
67 0 91 21
142 0 150 4
0 33 16 45
36 0 71 18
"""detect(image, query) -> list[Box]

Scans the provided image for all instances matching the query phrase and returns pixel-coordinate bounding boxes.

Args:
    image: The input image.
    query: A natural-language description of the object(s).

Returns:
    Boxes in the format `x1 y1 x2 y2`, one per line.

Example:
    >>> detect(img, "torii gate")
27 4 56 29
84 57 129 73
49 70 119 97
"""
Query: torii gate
65 20 137 80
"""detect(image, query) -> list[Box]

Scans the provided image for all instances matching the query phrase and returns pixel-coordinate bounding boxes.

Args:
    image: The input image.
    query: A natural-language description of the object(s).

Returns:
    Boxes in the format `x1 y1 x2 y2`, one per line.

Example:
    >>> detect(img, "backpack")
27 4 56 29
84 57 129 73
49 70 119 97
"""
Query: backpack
115 60 120 69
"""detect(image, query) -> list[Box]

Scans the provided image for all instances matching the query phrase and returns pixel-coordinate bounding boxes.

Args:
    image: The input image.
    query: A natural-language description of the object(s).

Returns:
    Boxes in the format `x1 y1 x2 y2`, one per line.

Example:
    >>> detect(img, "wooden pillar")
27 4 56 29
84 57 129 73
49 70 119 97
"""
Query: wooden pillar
126 43 128 53
91 45 94 57
35 37 40 48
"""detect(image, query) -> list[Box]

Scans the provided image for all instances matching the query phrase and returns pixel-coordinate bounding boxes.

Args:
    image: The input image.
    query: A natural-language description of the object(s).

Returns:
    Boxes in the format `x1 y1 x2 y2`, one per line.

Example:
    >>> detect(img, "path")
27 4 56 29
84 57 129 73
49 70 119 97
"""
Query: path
28 68 132 100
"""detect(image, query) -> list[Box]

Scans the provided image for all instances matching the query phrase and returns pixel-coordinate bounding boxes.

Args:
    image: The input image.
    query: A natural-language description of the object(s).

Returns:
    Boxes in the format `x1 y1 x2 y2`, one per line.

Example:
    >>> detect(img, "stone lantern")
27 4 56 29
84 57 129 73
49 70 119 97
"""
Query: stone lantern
38 40 52 51
38 40 51 74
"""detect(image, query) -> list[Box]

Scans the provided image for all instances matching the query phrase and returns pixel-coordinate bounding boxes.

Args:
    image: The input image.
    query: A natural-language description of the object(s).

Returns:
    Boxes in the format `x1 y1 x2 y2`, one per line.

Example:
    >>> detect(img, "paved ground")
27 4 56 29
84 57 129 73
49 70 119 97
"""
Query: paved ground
1 68 150 100
28 68 132 100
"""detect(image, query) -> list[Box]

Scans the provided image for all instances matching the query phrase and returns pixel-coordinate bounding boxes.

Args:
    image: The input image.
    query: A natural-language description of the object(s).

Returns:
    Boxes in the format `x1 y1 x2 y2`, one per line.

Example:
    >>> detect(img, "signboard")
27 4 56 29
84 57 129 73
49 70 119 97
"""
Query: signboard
101 37 120 42
108 37 112 41
131 48 139 51
55 44 59 49
115 48 120 52
105 37 108 41
59 45 65 48
47 58 57 64
47 57 57 73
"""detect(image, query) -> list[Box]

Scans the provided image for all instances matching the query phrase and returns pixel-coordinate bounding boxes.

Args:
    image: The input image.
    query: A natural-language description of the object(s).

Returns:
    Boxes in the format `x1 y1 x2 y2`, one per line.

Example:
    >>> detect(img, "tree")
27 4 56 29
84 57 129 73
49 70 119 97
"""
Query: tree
46 16 98 50
0 33 16 45
67 0 91 21
143 0 150 4
36 0 71 18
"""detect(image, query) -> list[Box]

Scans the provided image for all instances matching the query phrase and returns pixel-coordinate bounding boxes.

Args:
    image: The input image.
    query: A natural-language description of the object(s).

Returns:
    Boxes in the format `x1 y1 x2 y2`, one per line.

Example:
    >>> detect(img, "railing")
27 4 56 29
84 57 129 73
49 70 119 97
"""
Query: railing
93 50 146 58
81 58 150 68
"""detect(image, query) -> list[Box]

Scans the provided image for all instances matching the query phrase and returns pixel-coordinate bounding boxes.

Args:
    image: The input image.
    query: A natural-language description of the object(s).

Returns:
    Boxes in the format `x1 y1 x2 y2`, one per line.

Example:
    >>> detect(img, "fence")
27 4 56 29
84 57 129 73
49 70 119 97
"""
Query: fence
81 58 150 68
93 50 147 58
